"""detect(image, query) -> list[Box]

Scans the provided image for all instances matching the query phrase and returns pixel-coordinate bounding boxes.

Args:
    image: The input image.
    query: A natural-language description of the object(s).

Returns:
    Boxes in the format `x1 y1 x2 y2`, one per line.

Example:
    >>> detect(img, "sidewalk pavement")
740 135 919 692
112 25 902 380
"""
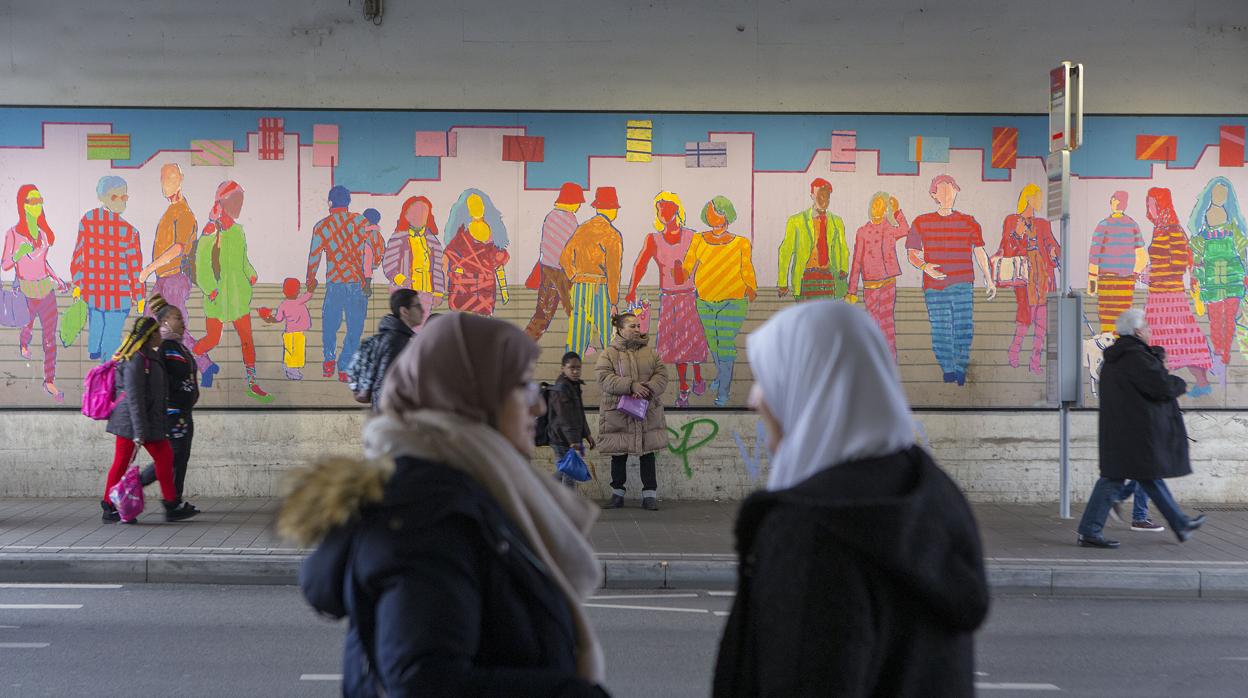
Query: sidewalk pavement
2 498 1247 596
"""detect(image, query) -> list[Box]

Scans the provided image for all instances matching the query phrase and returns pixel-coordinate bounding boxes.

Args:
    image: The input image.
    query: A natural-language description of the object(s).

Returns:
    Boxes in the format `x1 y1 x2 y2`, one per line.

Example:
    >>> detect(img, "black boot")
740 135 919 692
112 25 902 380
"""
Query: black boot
138 464 157 487
101 500 120 523
163 500 200 522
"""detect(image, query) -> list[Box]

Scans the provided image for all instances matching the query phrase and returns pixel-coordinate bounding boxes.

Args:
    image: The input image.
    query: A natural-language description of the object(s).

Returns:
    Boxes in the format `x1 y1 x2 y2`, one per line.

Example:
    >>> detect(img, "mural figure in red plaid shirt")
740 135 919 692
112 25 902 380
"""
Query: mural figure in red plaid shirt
70 176 144 362
306 185 385 383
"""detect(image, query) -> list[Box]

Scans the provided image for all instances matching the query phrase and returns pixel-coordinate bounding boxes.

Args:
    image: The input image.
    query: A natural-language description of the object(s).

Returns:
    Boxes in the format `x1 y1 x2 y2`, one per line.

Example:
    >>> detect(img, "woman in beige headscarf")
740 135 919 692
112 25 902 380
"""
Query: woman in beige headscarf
279 312 608 697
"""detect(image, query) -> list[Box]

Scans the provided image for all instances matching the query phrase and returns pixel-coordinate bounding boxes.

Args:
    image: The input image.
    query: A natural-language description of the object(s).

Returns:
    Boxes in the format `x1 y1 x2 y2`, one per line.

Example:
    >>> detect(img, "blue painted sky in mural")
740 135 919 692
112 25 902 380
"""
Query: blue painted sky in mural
0 108 1242 193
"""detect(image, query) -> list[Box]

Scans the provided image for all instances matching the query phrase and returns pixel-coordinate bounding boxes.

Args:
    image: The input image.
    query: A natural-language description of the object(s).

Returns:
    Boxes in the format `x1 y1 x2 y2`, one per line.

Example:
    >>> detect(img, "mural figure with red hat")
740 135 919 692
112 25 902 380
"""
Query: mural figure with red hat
382 194 445 323
561 186 624 354
444 188 510 315
3 183 69 401
523 182 583 340
778 177 849 301
626 191 708 407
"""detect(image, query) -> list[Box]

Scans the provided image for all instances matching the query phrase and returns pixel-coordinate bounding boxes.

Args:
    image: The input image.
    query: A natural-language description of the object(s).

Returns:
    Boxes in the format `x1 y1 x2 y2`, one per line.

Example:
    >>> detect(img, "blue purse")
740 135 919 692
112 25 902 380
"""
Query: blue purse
556 449 592 483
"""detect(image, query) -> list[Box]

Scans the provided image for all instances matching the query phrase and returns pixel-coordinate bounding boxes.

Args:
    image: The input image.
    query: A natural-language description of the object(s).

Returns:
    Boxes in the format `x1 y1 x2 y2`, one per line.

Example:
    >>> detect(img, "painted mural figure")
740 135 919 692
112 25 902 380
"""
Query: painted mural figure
260 278 314 381
383 195 445 322
1087 190 1147 333
1188 177 1246 370
306 185 384 382
192 181 271 402
905 174 997 386
1142 186 1213 397
3 184 69 401
997 184 1060 375
682 195 757 407
523 182 582 340
139 164 219 387
444 189 511 316
71 176 145 363
627 191 709 407
847 192 908 360
562 186 624 354
778 177 848 301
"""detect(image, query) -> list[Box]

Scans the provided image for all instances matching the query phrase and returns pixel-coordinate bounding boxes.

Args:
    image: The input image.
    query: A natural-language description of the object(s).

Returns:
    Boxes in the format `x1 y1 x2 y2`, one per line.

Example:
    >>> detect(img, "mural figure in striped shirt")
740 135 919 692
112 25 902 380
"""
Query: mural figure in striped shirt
1087 190 1147 333
444 189 511 316
523 182 582 340
1187 177 1246 372
562 186 624 355
778 177 848 301
71 175 145 364
997 184 1060 375
1142 186 1212 397
626 191 709 408
306 185 384 383
682 195 757 407
905 174 996 387
383 195 445 324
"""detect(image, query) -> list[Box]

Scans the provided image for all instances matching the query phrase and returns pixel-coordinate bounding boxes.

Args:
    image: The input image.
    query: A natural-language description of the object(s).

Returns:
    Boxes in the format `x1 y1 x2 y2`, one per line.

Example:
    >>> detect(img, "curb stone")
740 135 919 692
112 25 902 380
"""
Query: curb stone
2 553 1248 596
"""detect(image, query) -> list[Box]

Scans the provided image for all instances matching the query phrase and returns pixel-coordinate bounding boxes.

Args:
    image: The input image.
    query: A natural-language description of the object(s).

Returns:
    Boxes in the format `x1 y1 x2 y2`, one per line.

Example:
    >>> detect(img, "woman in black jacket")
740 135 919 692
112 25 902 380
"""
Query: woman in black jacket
138 297 201 517
713 301 989 698
101 309 198 523
279 312 609 697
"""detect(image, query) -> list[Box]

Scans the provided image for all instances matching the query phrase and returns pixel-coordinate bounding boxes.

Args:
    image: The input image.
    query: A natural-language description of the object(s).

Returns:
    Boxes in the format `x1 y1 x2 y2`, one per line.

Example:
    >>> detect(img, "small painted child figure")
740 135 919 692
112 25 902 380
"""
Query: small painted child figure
547 351 596 489
259 278 314 380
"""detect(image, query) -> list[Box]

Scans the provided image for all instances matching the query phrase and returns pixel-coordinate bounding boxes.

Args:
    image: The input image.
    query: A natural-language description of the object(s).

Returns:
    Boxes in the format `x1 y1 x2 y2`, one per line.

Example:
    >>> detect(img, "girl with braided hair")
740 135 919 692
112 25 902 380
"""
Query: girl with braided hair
101 297 199 523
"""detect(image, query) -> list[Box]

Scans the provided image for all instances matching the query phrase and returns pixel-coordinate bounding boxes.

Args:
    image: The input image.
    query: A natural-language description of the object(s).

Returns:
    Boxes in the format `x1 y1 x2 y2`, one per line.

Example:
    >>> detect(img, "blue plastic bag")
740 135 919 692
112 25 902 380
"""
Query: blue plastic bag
556 448 592 483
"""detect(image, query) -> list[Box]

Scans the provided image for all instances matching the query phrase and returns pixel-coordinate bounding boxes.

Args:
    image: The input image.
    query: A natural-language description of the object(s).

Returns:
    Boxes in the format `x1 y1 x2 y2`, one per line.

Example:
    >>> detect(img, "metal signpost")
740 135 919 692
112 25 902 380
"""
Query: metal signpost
1050 61 1084 518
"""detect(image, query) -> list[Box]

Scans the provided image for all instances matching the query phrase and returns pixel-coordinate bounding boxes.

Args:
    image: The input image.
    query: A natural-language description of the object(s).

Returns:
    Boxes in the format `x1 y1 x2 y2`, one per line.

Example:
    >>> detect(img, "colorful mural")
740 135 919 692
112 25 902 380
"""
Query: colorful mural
0 109 1245 409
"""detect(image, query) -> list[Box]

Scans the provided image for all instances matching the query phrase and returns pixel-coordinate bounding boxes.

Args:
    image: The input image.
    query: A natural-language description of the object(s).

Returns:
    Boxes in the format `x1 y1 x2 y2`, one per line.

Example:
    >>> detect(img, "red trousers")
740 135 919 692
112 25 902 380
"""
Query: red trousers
104 436 176 503
194 315 257 366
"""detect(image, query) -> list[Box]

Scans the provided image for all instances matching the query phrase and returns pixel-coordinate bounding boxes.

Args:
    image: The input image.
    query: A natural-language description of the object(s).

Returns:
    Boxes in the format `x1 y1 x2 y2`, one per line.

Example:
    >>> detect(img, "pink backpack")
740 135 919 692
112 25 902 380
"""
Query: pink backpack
82 360 122 420
108 463 145 523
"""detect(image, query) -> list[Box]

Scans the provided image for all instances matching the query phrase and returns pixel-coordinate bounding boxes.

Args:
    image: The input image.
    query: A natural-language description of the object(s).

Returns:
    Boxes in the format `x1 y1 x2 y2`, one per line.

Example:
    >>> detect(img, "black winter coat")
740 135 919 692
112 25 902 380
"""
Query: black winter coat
548 376 592 448
300 456 606 698
1098 334 1191 480
105 347 168 442
366 313 414 410
713 447 989 698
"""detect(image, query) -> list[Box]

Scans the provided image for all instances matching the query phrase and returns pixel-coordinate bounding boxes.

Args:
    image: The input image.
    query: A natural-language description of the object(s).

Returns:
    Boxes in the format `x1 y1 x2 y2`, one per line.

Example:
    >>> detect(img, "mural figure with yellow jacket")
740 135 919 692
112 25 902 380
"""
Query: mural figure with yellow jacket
444 189 510 316
562 186 624 354
778 177 849 300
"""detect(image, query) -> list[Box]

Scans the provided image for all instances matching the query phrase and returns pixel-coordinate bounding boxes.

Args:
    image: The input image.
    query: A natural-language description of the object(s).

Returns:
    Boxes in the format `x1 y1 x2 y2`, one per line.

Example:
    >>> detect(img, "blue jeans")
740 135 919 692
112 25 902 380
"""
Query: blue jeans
322 282 368 368
1117 481 1151 521
923 283 974 374
87 301 131 360
1078 477 1190 537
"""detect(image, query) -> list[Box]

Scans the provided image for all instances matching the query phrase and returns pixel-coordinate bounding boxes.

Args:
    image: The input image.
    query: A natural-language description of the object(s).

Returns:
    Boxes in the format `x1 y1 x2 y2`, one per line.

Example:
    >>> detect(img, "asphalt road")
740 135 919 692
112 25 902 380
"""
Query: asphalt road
1 585 1246 696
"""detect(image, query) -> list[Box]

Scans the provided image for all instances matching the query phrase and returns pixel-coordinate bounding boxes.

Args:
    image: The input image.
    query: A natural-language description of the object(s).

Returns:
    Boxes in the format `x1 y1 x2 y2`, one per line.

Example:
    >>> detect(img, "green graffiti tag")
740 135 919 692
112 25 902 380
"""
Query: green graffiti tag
666 418 720 479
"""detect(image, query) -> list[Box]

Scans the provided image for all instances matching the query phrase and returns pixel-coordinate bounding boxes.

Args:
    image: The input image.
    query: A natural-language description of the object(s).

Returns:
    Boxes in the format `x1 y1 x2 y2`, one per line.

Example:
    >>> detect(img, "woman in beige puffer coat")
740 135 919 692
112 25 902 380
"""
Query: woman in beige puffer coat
596 312 670 510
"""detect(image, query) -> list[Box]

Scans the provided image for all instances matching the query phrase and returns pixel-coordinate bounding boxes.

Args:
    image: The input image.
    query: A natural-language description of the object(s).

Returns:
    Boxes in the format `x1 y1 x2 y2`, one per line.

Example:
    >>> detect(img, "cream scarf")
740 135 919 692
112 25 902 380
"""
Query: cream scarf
362 409 605 682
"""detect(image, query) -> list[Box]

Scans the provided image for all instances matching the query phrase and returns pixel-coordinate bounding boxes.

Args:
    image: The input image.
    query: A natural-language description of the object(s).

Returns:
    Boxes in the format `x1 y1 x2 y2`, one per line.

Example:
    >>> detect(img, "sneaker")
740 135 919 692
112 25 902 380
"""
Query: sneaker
284 367 304 381
338 371 350 383
200 362 220 388
1076 533 1120 549
604 495 624 510
691 378 707 396
642 497 659 511
323 360 336 378
163 501 200 522
1131 519 1165 533
675 390 690 408
101 500 120 523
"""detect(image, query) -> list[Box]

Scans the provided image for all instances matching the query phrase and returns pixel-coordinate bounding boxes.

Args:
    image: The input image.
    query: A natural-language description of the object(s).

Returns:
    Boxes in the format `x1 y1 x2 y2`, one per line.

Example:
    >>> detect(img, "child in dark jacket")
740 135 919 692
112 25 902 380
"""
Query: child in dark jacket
548 352 595 489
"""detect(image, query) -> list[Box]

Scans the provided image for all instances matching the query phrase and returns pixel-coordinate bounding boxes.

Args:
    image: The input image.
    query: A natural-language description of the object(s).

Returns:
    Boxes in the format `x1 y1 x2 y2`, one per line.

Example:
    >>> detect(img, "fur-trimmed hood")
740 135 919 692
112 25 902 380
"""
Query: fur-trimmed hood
276 456 395 548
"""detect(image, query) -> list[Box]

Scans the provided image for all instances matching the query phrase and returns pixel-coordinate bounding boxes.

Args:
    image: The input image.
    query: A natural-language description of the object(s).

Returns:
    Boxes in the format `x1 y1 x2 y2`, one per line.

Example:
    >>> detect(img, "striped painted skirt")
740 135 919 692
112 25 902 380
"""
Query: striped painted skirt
798 268 839 299
655 290 708 364
1096 273 1136 333
1144 291 1213 371
863 278 898 359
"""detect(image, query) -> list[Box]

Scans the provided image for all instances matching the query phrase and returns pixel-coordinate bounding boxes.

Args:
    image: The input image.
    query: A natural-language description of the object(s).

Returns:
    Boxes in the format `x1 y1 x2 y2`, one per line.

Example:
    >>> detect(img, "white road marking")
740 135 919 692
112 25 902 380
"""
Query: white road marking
0 583 122 589
300 674 342 681
0 643 49 649
706 591 736 597
712 611 731 617
584 603 709 614
0 626 19 629
590 593 699 600
0 604 82 610
976 683 1060 691
1220 657 1248 661
975 672 989 676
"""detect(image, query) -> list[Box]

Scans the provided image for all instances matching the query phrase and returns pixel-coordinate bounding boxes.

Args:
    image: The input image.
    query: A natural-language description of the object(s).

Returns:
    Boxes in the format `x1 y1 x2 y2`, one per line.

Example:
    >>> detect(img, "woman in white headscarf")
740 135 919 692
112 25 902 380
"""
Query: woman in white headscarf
713 301 988 698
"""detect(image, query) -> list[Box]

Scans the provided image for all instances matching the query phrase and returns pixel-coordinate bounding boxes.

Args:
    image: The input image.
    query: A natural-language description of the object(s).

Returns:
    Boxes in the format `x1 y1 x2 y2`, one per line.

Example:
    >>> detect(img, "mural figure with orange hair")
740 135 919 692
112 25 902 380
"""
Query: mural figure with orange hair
524 182 582 340
383 195 445 322
995 184 1060 374
626 191 708 407
847 191 909 360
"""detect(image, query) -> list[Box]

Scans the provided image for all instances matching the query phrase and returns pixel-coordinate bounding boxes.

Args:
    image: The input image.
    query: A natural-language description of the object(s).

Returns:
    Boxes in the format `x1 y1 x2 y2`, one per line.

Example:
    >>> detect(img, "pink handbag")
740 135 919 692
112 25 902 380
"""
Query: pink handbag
107 458 145 523
617 395 649 420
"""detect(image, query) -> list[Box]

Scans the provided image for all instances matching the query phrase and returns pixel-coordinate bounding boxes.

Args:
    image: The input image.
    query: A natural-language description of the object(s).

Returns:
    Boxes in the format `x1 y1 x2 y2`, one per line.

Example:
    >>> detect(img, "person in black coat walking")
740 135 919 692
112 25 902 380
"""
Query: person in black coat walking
279 312 609 697
350 289 423 411
713 301 989 698
548 351 596 488
1076 308 1207 548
